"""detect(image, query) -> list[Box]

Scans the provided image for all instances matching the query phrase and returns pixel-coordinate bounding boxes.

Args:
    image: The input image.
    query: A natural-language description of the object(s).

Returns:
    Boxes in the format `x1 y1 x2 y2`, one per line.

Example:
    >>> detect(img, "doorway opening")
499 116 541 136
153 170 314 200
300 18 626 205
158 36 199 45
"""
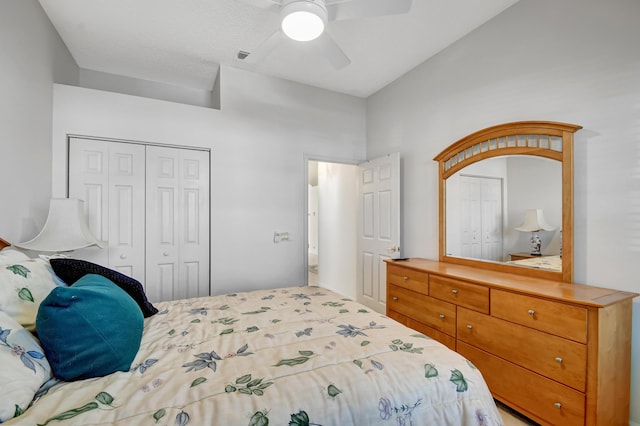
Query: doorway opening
306 159 359 298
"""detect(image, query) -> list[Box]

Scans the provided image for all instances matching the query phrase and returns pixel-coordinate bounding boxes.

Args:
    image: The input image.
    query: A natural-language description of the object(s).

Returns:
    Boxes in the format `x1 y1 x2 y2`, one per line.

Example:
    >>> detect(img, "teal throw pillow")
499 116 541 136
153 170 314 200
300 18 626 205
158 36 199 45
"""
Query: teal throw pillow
36 274 143 381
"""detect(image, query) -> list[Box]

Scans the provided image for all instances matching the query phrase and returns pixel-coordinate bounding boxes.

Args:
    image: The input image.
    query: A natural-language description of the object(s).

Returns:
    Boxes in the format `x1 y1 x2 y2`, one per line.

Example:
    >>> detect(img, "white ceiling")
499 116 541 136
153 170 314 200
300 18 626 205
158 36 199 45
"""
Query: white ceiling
39 0 519 98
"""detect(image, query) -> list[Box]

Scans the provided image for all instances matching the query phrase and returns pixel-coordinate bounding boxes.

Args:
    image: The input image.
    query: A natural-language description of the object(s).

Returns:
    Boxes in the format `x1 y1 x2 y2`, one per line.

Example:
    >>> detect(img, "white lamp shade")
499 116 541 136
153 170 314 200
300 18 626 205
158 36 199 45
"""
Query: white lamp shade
15 198 106 252
515 208 555 232
281 0 327 42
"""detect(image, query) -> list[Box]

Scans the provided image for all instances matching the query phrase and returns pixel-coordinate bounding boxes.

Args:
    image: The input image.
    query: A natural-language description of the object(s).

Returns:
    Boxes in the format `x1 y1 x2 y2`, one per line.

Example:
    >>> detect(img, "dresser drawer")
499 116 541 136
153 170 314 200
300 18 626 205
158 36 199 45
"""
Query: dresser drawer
429 275 489 313
387 303 456 350
387 264 429 295
387 309 409 326
458 342 586 426
387 284 456 336
457 307 587 391
491 289 587 343
406 318 456 351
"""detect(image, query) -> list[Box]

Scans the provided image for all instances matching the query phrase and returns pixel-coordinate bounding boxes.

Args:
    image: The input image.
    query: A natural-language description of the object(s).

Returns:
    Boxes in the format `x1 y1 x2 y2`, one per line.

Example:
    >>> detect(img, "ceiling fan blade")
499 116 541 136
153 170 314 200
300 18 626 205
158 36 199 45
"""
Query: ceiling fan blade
315 33 351 69
240 30 285 64
327 0 412 21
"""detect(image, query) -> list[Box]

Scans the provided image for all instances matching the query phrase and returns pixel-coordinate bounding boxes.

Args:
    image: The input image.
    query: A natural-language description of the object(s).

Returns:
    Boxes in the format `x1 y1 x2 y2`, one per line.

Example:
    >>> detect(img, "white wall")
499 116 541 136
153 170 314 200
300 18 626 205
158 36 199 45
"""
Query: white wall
317 162 358 299
51 65 366 295
366 0 640 422
506 157 562 255
0 0 78 241
79 68 218 109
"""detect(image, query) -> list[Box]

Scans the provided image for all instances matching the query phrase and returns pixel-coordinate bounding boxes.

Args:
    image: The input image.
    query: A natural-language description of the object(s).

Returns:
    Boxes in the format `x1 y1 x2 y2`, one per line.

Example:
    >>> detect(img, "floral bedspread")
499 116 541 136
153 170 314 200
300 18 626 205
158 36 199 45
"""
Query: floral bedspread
9 286 503 425
508 255 562 272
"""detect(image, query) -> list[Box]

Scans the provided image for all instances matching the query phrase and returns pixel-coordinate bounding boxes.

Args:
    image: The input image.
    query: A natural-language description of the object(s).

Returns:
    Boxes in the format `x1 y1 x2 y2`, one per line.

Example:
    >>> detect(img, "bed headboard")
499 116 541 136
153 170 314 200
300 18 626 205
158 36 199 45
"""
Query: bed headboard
0 238 10 250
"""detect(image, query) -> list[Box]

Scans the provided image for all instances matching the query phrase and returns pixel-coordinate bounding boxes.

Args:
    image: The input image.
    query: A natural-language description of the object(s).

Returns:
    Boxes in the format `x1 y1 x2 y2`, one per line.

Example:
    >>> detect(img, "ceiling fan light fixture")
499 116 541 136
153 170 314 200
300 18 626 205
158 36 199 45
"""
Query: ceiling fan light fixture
281 0 327 42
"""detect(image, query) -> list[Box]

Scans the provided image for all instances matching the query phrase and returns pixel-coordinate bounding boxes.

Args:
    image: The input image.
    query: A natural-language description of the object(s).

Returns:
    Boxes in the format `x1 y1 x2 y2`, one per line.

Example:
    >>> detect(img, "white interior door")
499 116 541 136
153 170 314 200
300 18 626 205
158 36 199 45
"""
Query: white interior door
357 152 400 313
455 175 503 262
68 138 146 280
308 184 318 267
481 178 503 261
460 176 482 258
146 146 210 302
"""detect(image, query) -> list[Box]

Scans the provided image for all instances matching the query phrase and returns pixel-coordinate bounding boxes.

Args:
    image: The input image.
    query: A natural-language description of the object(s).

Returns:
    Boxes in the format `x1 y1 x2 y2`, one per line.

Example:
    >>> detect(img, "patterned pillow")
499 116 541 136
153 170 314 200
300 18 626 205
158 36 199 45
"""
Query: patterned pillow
0 310 52 422
0 248 30 266
0 259 59 331
49 258 158 317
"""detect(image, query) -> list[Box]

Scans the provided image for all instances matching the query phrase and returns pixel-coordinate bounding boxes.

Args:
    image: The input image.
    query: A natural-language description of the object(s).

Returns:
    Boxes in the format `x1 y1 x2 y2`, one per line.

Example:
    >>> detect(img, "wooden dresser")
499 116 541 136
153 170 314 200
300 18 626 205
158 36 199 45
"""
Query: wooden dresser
386 258 637 426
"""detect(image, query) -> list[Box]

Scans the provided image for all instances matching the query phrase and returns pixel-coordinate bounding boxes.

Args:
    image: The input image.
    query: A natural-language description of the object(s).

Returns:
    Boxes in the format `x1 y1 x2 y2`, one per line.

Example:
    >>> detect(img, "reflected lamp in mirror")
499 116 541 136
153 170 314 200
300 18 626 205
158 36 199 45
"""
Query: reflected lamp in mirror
515 209 555 256
14 198 106 253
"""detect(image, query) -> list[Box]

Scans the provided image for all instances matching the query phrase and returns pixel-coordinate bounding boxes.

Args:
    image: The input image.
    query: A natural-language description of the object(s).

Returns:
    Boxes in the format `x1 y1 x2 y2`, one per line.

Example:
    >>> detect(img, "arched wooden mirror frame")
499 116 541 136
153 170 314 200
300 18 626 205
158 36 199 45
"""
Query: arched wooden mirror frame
434 121 582 282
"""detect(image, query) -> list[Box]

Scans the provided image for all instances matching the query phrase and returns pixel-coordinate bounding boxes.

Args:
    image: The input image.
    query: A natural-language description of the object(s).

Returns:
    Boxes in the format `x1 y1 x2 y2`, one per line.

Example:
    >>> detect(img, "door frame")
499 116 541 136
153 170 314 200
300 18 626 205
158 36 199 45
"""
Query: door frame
303 154 363 286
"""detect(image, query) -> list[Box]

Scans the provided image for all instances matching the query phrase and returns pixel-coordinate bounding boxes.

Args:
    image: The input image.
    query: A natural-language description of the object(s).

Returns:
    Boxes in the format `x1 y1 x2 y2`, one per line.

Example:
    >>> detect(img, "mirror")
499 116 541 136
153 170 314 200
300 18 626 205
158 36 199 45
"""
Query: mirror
446 155 562 266
434 121 581 282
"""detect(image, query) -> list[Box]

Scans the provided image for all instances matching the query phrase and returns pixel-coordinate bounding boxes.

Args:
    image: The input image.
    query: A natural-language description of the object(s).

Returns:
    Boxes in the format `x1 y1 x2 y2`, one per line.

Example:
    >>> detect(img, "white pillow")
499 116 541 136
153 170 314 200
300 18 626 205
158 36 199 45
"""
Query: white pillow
0 310 52 422
0 259 59 331
0 248 30 266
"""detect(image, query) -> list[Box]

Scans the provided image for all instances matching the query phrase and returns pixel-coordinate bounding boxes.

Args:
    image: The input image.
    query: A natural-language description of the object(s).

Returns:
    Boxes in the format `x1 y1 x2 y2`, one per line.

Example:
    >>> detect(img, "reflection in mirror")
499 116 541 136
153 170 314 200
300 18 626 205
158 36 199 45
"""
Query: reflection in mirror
445 156 561 272
434 121 581 282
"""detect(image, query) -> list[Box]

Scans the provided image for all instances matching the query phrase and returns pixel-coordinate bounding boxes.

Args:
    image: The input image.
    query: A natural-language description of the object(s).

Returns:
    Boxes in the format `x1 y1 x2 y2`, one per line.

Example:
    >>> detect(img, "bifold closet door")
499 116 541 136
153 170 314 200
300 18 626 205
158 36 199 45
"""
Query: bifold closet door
145 146 210 302
68 138 146 281
69 138 211 302
447 175 503 262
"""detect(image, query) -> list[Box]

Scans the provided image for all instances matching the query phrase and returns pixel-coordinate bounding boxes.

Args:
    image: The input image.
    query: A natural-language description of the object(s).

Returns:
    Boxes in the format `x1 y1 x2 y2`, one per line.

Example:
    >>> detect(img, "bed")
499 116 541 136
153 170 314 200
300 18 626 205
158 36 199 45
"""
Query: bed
508 254 562 272
0 239 503 425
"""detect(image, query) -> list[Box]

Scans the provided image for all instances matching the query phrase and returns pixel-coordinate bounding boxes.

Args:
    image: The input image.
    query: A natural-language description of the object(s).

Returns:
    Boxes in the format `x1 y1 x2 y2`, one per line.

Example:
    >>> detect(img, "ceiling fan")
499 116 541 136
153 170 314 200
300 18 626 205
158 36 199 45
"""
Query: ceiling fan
238 0 412 69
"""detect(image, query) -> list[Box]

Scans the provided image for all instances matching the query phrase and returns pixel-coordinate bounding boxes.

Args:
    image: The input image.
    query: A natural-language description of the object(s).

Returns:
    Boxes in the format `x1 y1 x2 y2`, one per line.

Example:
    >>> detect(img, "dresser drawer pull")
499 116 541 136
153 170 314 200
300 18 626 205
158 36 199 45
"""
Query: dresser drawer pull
392 296 399 301
403 276 409 281
527 309 535 316
555 357 563 364
439 314 446 319
451 289 458 295
466 324 473 330
554 403 562 409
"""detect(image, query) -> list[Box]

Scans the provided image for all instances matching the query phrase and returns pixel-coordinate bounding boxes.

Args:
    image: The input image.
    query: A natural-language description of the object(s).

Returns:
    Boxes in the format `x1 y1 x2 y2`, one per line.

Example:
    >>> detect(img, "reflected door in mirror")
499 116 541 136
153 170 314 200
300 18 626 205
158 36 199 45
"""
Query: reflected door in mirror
446 174 503 262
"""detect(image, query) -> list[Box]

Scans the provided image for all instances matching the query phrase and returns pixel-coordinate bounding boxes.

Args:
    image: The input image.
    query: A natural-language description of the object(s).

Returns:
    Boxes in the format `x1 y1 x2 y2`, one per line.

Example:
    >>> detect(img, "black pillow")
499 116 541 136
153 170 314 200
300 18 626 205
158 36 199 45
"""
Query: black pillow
49 258 158 317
